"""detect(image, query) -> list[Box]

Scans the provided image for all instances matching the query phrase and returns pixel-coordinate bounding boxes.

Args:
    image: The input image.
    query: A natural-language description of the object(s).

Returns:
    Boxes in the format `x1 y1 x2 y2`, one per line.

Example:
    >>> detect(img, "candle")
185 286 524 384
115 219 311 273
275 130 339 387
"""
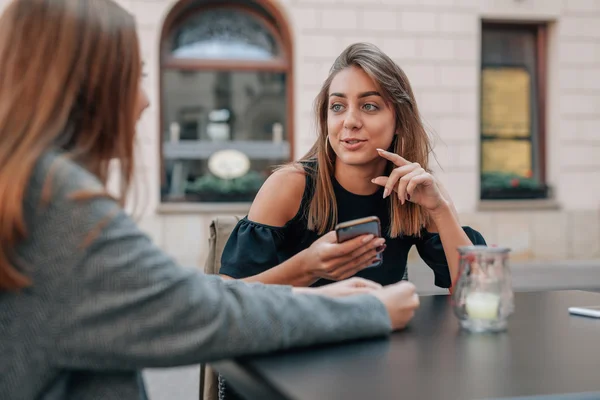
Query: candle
465 292 500 320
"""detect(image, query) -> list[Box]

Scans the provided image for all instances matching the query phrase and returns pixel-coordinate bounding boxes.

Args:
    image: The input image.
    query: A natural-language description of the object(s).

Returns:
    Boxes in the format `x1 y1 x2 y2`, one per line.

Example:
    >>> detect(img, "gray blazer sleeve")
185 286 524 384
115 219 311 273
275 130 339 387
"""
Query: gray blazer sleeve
38 161 392 370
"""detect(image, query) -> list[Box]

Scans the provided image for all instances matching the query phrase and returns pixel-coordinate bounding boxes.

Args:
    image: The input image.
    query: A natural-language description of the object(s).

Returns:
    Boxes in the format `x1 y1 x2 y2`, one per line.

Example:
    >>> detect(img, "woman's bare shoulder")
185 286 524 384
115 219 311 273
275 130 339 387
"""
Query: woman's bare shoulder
248 164 307 227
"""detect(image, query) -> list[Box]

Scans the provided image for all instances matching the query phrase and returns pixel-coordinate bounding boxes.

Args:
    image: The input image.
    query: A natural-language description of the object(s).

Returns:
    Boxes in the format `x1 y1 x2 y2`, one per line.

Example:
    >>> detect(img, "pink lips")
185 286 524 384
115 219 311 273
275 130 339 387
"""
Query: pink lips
340 139 367 151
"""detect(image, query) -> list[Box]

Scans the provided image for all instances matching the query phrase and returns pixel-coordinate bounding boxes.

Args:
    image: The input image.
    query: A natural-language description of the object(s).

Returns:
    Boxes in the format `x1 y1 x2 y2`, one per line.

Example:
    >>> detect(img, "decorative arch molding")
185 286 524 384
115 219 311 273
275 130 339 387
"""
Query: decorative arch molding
158 0 295 203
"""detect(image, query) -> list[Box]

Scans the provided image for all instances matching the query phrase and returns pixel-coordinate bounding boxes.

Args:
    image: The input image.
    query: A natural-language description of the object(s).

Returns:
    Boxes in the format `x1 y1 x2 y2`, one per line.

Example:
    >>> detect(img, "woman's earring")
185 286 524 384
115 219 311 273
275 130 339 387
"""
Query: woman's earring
389 134 399 151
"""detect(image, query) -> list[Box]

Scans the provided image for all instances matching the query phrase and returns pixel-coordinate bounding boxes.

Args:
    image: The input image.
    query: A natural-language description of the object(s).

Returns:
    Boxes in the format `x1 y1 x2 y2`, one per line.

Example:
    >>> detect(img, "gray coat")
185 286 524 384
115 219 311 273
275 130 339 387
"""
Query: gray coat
0 152 392 400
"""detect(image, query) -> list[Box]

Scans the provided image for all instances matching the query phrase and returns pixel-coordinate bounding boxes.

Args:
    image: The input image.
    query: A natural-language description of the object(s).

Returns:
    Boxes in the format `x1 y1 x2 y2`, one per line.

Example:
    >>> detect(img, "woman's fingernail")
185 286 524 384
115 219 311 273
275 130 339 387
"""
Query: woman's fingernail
383 188 390 198
362 234 375 243
376 148 384 152
375 238 385 246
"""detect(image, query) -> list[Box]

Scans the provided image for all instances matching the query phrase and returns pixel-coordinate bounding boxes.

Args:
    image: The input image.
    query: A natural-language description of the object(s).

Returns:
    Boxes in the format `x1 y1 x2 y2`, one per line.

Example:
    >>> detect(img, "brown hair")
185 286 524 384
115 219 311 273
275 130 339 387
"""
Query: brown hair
299 42 431 238
0 0 141 290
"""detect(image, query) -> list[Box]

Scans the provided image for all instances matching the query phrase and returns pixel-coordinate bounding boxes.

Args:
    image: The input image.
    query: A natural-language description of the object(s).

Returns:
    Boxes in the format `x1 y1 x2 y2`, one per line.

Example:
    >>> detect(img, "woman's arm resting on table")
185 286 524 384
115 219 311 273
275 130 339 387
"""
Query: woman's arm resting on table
42 179 392 370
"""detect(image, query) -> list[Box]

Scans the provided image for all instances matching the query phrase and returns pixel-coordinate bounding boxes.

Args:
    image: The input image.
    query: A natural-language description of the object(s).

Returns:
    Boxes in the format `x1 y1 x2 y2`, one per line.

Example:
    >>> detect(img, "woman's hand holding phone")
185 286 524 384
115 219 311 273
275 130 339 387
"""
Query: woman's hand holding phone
301 231 385 281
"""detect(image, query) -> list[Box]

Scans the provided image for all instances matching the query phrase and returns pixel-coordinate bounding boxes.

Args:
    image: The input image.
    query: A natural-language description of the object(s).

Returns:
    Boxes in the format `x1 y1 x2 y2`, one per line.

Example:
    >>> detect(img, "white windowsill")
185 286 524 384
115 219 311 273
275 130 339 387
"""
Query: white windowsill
477 198 561 212
158 199 562 214
157 202 252 214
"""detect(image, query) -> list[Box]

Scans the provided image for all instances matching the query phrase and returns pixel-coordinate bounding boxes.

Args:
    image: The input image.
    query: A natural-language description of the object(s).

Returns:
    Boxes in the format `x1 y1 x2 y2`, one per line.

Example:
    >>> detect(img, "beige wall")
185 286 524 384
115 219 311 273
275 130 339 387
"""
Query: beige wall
0 0 598 267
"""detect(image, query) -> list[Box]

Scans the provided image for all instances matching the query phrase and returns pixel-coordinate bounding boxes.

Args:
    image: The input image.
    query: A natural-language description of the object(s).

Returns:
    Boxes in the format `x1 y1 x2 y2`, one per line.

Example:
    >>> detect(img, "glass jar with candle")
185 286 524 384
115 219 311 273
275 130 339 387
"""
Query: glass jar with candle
452 245 513 333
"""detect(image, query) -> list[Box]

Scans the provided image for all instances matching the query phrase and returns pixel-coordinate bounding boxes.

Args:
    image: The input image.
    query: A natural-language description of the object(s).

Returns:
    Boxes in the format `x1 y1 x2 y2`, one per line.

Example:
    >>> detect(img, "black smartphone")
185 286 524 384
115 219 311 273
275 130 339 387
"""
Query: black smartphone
335 216 383 267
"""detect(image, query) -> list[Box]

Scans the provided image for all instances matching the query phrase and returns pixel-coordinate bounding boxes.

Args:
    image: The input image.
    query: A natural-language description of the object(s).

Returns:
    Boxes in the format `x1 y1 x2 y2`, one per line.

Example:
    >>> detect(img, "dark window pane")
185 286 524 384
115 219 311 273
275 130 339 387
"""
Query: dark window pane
171 8 279 60
162 69 287 142
161 69 288 203
481 27 536 67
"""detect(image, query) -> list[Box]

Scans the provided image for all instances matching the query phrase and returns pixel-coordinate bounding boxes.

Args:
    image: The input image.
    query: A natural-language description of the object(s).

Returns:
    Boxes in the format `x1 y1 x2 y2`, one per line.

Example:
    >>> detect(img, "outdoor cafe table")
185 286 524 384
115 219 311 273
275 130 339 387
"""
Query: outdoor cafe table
213 290 600 400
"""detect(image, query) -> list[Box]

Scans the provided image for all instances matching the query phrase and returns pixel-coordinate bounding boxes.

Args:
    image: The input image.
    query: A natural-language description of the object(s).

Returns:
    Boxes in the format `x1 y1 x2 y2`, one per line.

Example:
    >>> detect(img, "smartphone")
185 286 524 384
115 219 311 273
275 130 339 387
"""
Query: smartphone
335 216 383 267
568 305 600 319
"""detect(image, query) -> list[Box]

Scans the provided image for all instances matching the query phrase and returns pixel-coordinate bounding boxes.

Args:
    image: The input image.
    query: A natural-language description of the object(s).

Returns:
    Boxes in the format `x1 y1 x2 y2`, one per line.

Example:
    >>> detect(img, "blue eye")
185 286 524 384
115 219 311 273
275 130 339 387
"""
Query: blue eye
330 104 344 112
363 103 378 111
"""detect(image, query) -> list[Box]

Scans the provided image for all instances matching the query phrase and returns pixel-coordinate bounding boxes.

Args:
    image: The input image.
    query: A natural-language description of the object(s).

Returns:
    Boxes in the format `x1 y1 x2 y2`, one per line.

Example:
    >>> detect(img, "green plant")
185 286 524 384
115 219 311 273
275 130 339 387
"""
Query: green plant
481 171 542 190
186 171 266 195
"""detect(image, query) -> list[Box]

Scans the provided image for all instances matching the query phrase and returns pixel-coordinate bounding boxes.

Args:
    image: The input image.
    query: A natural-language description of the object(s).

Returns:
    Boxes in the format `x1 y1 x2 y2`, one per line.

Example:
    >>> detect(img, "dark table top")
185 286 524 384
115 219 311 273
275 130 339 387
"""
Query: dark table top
214 290 600 400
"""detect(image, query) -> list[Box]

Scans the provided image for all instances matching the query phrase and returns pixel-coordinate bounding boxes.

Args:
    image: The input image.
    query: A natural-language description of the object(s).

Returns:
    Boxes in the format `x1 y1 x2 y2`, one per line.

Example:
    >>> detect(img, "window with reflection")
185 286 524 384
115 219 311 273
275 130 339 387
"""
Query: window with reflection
161 5 292 203
480 23 549 200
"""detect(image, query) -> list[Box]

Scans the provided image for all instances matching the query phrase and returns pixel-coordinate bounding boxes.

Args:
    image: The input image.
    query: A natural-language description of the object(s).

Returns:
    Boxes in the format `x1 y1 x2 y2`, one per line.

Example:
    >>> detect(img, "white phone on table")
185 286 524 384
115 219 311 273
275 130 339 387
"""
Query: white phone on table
568 305 600 318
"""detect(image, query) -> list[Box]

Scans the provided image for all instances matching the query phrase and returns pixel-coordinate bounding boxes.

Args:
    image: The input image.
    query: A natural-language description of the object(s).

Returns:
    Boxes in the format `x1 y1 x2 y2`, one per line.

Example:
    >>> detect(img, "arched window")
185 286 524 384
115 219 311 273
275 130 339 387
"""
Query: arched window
160 2 293 203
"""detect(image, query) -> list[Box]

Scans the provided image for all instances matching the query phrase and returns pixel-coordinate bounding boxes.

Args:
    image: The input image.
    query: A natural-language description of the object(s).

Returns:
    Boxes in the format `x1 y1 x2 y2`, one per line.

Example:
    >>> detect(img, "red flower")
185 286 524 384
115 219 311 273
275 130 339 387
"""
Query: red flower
510 178 520 187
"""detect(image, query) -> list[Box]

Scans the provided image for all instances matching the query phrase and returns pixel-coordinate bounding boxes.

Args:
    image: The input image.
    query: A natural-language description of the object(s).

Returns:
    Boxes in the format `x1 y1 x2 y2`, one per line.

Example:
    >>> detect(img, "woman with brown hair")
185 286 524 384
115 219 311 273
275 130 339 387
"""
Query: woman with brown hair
220 42 486 289
0 2 421 399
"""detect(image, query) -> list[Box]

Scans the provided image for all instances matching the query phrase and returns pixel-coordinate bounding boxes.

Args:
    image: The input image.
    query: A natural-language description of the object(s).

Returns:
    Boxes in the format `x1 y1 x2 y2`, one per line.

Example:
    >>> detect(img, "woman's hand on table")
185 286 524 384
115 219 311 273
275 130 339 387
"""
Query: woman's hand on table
294 278 420 330
371 281 420 330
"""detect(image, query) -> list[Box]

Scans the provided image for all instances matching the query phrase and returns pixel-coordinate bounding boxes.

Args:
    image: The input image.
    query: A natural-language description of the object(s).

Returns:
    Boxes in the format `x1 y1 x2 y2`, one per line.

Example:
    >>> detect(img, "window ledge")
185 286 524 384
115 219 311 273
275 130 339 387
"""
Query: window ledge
157 202 251 214
477 198 561 212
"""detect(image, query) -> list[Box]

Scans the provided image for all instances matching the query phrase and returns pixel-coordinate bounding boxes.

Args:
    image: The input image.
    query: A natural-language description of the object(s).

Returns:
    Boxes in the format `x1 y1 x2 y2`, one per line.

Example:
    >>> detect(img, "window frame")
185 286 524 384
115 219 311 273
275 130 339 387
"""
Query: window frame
162 4 289 72
479 21 548 201
158 1 294 203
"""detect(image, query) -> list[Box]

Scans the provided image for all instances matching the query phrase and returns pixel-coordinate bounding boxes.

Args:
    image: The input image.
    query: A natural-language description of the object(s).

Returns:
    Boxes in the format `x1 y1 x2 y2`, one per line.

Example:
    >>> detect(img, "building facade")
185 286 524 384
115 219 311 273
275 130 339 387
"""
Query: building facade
5 0 600 268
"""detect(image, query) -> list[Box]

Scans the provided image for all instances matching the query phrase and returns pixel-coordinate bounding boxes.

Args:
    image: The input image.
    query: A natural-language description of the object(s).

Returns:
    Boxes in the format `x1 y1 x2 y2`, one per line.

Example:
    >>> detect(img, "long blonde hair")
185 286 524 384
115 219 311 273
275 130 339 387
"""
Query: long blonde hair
0 0 141 290
299 42 431 238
